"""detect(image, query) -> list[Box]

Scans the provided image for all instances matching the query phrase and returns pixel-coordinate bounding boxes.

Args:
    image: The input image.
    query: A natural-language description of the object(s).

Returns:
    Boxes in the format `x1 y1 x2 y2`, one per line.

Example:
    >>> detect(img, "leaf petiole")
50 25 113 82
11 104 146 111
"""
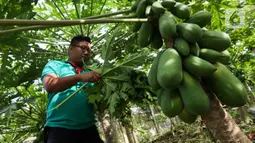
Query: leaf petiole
46 83 89 112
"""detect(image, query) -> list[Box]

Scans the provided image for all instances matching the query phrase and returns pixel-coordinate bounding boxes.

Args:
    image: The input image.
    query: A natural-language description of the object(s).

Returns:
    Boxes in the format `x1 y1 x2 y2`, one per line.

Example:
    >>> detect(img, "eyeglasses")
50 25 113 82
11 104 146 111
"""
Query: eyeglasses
72 45 91 53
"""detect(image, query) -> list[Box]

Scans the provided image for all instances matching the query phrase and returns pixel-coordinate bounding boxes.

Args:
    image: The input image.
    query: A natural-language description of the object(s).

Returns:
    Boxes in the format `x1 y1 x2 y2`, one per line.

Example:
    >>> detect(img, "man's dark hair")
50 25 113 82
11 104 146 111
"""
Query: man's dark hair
70 35 91 45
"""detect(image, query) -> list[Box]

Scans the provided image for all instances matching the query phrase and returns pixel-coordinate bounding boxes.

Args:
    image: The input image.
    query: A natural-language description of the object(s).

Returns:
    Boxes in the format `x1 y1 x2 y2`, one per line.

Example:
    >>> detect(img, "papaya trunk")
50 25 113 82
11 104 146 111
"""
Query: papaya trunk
99 111 115 143
109 118 121 143
118 121 128 143
245 82 255 103
131 128 138 143
238 106 246 122
201 91 251 143
124 124 135 143
148 104 160 134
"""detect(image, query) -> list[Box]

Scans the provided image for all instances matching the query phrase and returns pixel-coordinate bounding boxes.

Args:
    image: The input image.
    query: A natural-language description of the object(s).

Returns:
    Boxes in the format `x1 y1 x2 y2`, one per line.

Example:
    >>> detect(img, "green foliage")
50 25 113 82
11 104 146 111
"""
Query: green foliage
0 0 36 20
83 27 156 119
0 0 255 142
225 6 255 84
0 84 46 143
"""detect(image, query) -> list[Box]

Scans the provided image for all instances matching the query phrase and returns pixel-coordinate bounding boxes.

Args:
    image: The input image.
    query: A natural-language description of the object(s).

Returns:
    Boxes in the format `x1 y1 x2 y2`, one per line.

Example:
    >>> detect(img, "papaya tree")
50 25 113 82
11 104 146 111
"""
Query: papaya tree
137 0 253 142
0 0 254 142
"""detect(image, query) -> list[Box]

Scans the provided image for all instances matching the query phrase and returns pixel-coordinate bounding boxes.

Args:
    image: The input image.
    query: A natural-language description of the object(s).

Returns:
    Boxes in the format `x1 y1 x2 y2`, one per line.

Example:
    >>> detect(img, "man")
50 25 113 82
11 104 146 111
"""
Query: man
41 35 103 143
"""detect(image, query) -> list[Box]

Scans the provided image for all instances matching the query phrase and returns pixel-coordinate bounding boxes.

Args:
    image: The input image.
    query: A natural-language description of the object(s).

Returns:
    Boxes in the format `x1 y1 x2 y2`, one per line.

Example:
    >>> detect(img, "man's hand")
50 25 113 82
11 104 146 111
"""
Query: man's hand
79 71 101 83
42 71 101 93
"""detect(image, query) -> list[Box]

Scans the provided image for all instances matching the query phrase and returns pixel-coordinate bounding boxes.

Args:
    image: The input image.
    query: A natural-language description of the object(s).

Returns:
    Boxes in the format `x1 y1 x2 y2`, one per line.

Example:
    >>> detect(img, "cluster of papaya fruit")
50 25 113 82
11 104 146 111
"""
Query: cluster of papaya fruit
131 0 248 123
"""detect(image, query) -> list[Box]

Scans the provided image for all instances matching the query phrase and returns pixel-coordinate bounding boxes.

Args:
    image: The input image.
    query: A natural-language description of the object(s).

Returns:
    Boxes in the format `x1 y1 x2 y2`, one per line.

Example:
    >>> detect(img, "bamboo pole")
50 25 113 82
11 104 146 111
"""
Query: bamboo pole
0 9 134 33
0 14 138 34
0 25 67 35
0 17 147 35
0 9 134 35
0 18 147 26
0 25 54 34
85 9 132 19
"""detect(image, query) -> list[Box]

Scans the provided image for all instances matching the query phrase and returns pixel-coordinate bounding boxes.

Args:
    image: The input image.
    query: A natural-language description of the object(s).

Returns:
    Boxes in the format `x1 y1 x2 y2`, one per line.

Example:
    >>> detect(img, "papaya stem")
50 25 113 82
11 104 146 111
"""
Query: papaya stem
164 38 174 48
46 82 89 112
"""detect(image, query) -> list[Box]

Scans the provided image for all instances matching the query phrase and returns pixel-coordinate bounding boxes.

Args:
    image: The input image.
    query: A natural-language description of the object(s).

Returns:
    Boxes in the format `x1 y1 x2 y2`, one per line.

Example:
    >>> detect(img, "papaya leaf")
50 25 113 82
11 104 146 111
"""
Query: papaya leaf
87 93 102 104
103 74 130 82
107 92 119 115
85 62 102 73
103 83 112 100
218 4 236 9
100 63 114 75
103 80 117 90
100 27 123 75
120 91 129 100
102 79 118 100
101 28 120 63
85 82 102 104
121 82 132 92
127 86 136 96
101 48 150 76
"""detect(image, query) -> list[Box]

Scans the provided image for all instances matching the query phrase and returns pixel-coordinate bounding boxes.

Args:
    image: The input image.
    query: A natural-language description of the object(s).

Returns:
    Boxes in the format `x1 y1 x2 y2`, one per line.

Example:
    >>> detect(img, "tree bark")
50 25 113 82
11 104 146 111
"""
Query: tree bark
245 82 255 103
201 91 252 143
98 113 106 141
148 104 160 134
118 121 128 143
238 107 246 122
124 124 135 143
132 130 139 143
110 119 121 143
99 110 114 143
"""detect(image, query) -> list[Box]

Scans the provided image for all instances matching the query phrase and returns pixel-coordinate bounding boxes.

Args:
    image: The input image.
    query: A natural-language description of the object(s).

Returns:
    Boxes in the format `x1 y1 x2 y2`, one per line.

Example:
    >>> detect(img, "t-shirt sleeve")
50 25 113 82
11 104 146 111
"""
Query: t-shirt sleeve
41 60 59 82
87 82 95 88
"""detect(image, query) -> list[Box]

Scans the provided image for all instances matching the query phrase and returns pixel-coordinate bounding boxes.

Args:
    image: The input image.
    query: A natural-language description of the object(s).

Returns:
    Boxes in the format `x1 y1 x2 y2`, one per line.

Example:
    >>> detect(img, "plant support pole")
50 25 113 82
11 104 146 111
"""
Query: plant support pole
0 18 148 26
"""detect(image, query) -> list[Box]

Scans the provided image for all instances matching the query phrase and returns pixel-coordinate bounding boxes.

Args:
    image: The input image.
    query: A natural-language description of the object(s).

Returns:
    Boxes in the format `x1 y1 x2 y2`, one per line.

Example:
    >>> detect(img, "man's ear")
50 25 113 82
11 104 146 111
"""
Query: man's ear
68 46 73 55
69 45 74 51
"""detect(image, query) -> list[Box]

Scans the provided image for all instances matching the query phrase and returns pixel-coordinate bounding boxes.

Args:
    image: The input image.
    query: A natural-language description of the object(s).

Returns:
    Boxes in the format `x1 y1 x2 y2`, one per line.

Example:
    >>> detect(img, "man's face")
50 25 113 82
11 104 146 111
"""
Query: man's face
69 41 91 63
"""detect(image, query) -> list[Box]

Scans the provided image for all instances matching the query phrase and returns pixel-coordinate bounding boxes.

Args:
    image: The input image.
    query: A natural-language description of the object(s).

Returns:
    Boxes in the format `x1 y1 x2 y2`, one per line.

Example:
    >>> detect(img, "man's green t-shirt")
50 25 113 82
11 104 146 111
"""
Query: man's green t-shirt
41 60 96 130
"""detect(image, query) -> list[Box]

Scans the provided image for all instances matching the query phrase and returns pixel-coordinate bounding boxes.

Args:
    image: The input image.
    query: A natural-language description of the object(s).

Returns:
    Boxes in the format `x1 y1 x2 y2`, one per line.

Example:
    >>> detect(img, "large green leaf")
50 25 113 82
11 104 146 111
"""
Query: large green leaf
101 48 150 76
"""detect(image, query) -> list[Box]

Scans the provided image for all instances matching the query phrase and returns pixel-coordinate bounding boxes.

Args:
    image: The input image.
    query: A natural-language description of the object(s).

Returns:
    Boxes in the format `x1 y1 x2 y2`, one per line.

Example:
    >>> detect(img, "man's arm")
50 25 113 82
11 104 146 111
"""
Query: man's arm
42 72 100 93
42 74 81 93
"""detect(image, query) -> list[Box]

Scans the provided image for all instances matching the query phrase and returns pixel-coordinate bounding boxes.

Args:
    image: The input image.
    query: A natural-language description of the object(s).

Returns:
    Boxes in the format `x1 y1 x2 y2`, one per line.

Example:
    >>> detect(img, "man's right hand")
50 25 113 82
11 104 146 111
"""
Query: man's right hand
43 71 101 93
79 71 101 83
